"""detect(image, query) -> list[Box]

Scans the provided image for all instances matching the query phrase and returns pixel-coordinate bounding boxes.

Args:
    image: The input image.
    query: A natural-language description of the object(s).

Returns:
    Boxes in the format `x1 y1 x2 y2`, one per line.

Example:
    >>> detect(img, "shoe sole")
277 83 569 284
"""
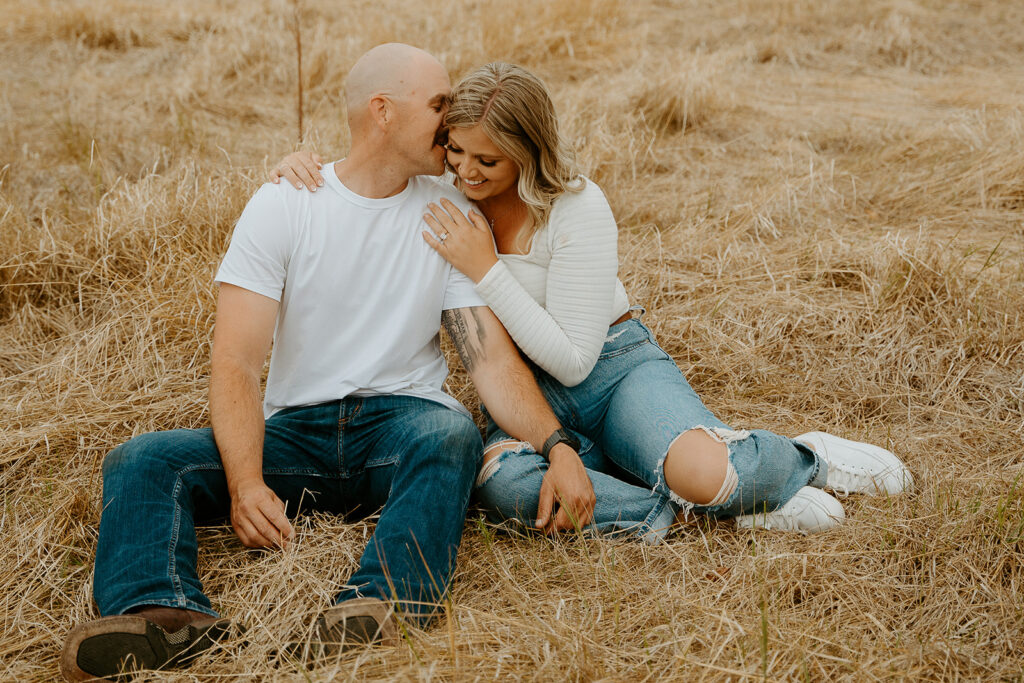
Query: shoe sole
60 615 232 682
735 488 845 535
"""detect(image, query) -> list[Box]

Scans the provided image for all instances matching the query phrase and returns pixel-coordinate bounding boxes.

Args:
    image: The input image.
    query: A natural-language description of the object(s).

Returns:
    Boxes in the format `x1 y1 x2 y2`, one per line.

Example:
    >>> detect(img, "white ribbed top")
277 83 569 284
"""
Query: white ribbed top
474 177 630 386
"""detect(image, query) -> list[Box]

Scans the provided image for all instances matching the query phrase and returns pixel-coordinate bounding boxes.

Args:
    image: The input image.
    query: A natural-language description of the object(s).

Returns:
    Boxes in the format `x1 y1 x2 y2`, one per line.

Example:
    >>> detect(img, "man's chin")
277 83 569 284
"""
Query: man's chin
425 148 446 176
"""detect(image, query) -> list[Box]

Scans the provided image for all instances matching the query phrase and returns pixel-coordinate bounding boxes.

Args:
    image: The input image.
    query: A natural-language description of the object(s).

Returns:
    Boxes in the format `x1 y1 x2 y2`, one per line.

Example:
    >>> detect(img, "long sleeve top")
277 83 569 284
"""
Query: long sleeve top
474 177 631 386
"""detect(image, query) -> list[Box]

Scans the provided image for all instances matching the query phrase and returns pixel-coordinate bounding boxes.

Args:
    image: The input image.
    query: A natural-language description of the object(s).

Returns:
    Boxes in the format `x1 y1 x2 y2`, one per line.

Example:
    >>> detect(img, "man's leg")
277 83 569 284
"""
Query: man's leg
66 403 344 680
94 406 345 617
332 396 481 627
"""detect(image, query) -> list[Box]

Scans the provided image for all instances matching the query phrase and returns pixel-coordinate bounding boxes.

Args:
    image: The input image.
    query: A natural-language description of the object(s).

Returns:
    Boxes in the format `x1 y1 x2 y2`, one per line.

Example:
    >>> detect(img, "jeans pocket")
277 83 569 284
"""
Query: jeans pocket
366 451 401 468
598 338 650 360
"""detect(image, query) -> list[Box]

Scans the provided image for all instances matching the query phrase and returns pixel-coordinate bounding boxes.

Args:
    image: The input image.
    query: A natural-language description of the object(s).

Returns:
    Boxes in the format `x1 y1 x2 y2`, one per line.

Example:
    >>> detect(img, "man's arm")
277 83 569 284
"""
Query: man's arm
210 283 293 548
442 306 596 533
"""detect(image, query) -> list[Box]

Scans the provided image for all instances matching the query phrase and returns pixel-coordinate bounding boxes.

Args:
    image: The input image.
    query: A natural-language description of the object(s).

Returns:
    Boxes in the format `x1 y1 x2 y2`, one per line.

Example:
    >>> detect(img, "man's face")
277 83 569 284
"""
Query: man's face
393 62 451 176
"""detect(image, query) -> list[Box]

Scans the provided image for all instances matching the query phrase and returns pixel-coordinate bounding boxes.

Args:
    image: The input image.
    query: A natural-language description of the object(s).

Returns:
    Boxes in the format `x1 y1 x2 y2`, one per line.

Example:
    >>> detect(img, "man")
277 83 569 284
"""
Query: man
60 43 595 681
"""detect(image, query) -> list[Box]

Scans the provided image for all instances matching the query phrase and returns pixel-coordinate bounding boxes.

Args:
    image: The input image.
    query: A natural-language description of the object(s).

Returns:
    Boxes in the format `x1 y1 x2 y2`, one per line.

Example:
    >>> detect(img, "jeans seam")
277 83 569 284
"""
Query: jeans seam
169 474 185 606
641 494 672 536
167 463 223 607
340 399 363 425
337 403 347 475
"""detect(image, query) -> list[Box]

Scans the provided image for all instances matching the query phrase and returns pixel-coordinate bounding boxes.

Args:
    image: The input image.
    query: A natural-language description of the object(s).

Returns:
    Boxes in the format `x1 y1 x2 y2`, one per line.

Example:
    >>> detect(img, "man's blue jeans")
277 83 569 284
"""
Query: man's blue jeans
93 395 482 625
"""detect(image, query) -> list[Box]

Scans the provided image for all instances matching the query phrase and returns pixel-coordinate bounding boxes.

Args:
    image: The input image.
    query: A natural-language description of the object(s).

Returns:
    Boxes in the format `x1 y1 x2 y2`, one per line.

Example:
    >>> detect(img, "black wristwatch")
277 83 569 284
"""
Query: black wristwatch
541 428 581 461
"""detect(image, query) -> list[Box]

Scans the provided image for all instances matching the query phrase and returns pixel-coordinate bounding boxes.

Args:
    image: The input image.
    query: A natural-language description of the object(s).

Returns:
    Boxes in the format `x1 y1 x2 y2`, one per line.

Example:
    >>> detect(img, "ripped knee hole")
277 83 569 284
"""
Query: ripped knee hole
663 427 741 507
483 439 529 463
477 440 530 487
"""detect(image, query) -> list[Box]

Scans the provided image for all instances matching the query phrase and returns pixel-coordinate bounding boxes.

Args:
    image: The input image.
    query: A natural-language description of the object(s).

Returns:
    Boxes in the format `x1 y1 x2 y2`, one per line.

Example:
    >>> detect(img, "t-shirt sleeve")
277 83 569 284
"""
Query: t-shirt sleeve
441 264 486 310
474 180 619 386
215 184 292 301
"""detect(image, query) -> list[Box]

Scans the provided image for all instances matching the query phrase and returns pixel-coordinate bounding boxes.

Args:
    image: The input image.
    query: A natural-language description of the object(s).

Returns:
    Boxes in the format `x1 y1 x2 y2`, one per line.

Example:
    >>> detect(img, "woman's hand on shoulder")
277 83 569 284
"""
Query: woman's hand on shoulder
422 198 499 282
269 151 324 191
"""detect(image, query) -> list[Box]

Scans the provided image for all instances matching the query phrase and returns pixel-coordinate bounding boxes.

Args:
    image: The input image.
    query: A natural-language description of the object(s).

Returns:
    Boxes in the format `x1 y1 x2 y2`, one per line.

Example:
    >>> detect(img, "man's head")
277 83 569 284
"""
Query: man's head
346 43 451 176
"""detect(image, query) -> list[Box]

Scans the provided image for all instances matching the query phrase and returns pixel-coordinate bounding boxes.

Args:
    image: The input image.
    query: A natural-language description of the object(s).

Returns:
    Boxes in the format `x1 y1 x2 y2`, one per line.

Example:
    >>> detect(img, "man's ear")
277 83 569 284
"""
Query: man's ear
368 94 393 130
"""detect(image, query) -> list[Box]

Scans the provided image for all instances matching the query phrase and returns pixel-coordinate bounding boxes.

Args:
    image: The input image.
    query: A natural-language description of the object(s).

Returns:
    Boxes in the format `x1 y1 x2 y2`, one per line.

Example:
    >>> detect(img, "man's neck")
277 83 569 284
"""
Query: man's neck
333 150 412 199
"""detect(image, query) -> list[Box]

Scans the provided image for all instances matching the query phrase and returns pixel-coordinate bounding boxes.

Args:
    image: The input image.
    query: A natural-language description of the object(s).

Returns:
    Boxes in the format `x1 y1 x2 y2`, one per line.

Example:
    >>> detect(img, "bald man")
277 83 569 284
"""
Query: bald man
61 44 587 680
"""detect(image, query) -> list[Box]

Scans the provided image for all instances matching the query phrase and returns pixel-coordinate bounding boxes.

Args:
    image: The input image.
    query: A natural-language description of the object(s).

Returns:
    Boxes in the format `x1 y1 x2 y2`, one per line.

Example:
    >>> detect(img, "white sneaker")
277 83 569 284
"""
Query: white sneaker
734 486 845 535
797 431 913 496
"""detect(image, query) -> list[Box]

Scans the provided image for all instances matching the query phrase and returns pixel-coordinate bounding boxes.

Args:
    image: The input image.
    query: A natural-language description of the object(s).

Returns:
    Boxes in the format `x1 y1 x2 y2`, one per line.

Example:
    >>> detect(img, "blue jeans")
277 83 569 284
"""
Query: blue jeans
93 395 482 625
475 318 826 543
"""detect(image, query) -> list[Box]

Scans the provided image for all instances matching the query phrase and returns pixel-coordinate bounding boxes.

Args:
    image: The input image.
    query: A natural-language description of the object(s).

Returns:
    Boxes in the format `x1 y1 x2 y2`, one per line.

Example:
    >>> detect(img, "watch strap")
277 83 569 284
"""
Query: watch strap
540 428 581 461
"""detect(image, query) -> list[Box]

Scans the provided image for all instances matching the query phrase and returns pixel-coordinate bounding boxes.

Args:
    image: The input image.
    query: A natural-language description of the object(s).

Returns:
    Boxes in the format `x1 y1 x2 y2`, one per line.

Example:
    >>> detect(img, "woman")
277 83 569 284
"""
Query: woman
271 62 911 543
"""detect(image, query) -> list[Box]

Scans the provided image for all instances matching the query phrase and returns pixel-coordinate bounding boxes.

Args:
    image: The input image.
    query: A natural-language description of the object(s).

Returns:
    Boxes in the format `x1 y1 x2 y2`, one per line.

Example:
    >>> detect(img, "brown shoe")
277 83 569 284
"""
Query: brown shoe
286 597 399 663
60 615 235 681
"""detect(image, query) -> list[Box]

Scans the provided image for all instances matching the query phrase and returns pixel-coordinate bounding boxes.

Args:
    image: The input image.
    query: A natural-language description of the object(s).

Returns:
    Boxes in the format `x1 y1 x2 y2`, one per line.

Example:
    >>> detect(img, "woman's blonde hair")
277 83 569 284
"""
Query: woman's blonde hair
445 62 581 236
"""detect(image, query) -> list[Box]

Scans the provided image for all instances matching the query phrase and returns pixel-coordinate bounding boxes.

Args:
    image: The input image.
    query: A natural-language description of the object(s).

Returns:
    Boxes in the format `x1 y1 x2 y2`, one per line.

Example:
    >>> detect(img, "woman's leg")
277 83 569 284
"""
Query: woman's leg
474 426 677 544
597 330 826 521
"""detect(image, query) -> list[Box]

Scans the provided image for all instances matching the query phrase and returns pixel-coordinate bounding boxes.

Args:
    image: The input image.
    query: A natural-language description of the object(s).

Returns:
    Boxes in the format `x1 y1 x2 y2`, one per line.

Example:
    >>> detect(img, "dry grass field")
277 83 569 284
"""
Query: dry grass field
2 0 1024 680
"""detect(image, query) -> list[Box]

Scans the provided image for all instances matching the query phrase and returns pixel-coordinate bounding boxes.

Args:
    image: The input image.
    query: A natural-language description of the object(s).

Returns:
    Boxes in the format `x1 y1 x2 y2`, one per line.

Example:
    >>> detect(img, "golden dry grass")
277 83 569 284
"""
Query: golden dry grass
2 0 1023 680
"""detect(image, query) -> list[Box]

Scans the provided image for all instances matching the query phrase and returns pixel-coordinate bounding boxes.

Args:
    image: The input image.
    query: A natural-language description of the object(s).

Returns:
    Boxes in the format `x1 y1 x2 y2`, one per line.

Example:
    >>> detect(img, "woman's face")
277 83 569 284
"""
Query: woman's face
445 125 520 201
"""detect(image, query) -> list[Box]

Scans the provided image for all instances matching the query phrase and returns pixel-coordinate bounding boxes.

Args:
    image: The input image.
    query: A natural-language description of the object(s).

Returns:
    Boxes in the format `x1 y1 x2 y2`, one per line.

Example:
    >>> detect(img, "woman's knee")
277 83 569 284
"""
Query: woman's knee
478 440 532 485
662 428 738 507
474 442 542 520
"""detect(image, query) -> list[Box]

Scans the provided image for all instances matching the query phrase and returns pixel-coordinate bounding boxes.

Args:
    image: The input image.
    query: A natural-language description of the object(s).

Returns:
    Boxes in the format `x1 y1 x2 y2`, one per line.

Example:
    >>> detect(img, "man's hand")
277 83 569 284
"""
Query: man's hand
229 478 294 549
536 444 596 534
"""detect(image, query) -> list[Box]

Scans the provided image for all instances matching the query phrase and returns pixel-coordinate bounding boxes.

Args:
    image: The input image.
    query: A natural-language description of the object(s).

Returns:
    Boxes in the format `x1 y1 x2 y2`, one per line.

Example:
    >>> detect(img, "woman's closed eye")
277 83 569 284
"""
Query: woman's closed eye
447 144 497 167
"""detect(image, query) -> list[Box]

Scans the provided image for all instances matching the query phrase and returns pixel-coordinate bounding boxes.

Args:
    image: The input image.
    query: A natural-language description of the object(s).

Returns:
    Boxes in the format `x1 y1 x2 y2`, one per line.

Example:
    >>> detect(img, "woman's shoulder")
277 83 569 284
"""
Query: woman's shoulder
554 175 607 204
547 176 615 233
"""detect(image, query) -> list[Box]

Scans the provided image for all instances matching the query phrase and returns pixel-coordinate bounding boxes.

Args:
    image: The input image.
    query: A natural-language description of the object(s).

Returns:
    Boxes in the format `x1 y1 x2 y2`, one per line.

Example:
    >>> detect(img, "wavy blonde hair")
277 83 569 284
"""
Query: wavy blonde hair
445 62 582 238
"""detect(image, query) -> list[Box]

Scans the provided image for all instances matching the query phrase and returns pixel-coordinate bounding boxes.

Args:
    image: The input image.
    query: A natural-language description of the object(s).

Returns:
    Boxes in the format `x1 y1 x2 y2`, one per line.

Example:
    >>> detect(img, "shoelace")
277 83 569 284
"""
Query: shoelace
827 461 882 497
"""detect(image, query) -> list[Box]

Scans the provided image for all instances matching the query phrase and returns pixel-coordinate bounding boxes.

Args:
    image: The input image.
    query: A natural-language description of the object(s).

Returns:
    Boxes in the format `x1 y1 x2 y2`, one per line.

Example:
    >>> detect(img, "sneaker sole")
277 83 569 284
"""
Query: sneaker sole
735 488 845 535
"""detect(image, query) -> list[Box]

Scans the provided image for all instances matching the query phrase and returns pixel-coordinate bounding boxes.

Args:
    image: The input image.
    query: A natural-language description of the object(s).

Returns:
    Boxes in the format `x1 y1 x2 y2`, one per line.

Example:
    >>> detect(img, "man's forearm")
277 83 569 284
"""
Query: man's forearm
444 306 595 532
209 358 266 494
477 353 563 452
443 307 562 451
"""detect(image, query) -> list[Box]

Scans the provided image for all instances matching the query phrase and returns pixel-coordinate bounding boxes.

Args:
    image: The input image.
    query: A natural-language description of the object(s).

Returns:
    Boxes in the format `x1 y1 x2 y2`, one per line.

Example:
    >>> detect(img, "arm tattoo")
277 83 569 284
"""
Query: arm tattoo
442 307 488 374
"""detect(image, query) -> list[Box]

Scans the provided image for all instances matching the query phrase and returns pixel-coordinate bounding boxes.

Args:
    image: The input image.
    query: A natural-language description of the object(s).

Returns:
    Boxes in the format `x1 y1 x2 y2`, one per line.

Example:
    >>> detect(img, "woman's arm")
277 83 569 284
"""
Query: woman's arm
269 150 324 190
425 180 620 386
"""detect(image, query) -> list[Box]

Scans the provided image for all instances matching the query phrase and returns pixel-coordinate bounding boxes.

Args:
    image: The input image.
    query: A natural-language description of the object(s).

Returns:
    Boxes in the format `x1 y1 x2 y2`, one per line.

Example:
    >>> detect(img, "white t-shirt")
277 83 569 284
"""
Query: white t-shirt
215 163 484 418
